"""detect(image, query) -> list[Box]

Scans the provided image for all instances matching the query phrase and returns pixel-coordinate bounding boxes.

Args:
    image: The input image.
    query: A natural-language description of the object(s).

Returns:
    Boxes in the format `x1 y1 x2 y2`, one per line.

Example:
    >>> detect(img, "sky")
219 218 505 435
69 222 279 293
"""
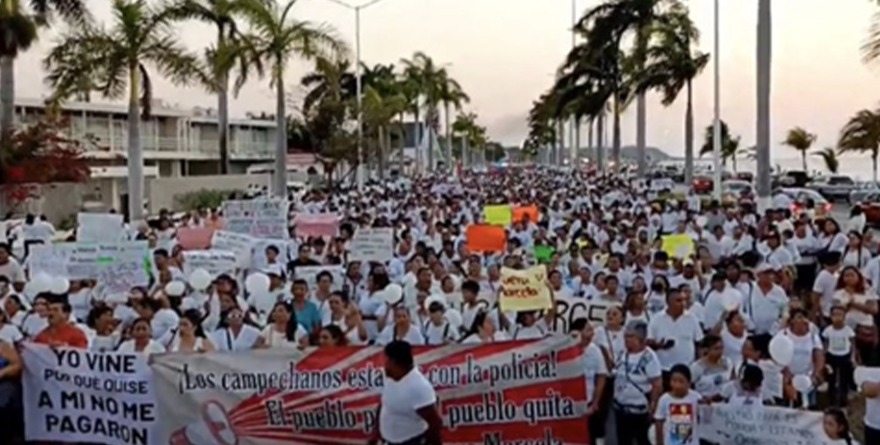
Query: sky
13 0 880 157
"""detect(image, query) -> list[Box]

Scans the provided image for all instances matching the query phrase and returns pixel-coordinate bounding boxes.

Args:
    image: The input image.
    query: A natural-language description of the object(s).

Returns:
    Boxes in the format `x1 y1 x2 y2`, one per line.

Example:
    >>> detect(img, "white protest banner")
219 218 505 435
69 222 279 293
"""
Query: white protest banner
696 404 827 445
76 213 125 243
222 199 289 239
349 227 394 263
183 250 237 277
27 242 150 294
294 265 344 291
251 238 290 271
211 230 255 268
21 343 156 445
543 296 621 333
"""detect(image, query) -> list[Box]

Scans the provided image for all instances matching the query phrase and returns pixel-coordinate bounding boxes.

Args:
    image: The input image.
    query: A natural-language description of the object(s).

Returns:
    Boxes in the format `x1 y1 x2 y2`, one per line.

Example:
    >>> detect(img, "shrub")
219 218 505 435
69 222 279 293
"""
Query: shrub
174 189 237 211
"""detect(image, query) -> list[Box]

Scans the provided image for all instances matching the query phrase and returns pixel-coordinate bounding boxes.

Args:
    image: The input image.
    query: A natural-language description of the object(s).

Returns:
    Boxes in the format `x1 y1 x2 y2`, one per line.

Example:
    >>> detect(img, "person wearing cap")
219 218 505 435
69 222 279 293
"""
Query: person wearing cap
611 320 662 445
746 263 789 352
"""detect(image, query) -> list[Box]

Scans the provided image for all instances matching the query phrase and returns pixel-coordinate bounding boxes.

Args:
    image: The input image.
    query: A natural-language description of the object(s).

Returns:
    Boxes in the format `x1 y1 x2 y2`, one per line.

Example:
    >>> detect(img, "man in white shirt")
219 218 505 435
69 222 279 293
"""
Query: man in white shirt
647 289 703 388
371 341 443 445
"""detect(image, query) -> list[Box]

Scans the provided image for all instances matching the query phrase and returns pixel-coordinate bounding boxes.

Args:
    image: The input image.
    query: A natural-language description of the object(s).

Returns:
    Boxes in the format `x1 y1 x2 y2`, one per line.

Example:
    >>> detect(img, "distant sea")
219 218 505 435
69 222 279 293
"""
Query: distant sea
668 156 878 181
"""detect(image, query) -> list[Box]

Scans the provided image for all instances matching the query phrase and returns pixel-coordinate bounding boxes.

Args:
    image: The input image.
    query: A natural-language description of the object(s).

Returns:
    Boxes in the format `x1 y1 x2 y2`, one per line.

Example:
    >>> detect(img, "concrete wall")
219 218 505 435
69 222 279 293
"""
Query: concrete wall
1 179 115 226
146 173 272 214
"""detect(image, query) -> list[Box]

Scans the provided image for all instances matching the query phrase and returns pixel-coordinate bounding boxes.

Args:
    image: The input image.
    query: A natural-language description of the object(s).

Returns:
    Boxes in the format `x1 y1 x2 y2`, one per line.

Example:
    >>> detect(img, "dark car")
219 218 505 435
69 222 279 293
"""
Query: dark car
807 175 856 203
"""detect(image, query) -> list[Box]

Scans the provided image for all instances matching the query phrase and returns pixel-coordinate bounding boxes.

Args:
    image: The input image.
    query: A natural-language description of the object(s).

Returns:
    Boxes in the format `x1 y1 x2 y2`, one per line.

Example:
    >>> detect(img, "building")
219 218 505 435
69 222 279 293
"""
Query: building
12 97 278 212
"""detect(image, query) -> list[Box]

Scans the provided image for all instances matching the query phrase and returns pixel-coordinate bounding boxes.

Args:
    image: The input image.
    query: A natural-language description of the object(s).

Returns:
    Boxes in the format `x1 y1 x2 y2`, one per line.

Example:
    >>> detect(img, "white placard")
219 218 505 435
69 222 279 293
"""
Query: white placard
222 199 289 239
697 404 826 445
349 228 394 263
294 265 344 291
76 213 124 243
211 230 255 268
21 343 156 445
27 242 149 295
182 250 237 277
251 238 291 271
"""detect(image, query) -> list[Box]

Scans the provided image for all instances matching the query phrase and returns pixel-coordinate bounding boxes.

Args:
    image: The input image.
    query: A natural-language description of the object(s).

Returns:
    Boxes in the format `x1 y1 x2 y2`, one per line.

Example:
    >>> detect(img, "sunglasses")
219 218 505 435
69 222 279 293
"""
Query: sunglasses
228 312 244 320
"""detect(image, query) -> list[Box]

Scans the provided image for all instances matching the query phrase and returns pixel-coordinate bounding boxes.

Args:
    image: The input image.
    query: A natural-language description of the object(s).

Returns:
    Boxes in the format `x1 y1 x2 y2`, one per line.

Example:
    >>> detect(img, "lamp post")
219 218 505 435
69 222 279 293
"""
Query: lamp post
712 0 722 200
323 0 390 192
569 0 578 167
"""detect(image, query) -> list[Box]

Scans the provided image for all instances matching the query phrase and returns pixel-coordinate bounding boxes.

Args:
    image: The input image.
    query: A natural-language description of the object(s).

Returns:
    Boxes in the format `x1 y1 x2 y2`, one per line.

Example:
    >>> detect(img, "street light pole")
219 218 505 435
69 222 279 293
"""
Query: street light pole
323 0 389 192
712 0 722 201
569 0 577 167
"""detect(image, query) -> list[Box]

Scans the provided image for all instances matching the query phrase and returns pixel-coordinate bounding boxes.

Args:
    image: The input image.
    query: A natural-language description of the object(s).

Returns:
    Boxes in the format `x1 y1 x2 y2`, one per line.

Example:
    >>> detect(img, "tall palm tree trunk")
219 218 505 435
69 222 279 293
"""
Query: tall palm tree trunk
636 93 647 176
574 116 581 164
596 111 605 170
684 80 695 184
444 103 452 172
218 77 230 174
612 98 622 173
0 57 15 157
427 109 434 171
755 0 772 210
378 126 386 179
413 108 421 173
273 70 287 198
127 67 144 222
557 120 565 166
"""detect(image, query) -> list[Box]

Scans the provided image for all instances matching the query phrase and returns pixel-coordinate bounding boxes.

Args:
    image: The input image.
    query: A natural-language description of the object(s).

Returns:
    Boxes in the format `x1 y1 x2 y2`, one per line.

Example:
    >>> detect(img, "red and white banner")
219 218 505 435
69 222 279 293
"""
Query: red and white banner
150 337 588 444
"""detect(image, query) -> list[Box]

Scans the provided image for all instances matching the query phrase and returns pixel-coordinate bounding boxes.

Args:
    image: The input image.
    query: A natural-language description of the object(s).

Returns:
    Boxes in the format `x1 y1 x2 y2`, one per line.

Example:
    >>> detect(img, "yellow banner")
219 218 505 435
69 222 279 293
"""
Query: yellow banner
499 265 553 312
661 234 695 259
484 205 512 226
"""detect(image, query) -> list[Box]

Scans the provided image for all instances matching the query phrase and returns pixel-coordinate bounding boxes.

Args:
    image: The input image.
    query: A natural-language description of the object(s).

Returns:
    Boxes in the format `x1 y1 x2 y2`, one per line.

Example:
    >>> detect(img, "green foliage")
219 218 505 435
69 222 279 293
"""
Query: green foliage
174 189 235 211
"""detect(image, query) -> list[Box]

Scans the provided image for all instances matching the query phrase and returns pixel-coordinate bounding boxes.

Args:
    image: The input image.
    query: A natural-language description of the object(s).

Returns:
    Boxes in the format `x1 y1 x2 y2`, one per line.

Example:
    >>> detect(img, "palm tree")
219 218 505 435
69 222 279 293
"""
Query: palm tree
401 51 446 171
301 57 355 114
0 0 89 159
577 0 685 176
172 0 259 175
636 3 707 183
838 109 880 181
781 126 816 171
361 85 406 179
813 147 839 174
237 0 347 197
755 0 772 206
699 120 743 171
436 69 469 168
44 0 205 221
453 111 487 167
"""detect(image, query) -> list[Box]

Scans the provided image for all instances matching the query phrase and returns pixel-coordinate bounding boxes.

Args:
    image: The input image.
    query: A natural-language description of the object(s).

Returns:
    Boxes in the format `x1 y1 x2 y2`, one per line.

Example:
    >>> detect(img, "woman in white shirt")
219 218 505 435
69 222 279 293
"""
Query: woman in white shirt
165 309 214 352
571 318 608 444
261 301 309 349
117 318 166 354
832 265 878 363
323 291 368 345
818 219 849 254
594 305 626 367
779 309 824 407
842 231 872 270
376 305 424 346
87 305 120 352
689 334 733 401
509 310 552 340
211 306 264 352
461 311 509 344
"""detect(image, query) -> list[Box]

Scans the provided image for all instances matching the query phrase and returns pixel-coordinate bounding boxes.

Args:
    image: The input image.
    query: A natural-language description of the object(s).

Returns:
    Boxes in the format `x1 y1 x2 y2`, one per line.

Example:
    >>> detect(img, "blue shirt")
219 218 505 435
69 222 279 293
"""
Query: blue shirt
293 300 322 334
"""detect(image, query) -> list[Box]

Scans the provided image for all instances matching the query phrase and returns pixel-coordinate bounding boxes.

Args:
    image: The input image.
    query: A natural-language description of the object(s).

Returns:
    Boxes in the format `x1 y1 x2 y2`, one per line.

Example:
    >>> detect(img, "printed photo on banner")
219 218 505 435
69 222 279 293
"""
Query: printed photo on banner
21 343 156 445
149 337 588 445
349 228 394 262
498 266 552 312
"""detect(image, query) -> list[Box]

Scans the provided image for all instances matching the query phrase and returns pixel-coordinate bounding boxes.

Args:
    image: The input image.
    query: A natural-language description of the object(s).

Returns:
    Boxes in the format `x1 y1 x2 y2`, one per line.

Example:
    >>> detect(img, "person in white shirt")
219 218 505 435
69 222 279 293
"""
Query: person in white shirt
422 300 458 346
822 408 858 445
841 230 871 270
261 301 309 349
612 320 663 445
831 266 878 354
571 318 608 445
116 318 165 354
648 289 704 384
370 341 442 445
376 305 425 346
822 306 856 407
653 364 702 445
779 309 824 407
211 306 264 351
689 334 732 401
702 273 743 329
860 374 880 443
812 251 842 322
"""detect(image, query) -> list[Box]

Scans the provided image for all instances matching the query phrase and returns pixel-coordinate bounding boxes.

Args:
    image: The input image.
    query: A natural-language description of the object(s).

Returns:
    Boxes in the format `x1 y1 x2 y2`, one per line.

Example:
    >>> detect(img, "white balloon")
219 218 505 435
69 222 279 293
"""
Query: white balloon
245 273 270 295
445 309 463 330
768 334 794 366
31 272 52 294
382 284 404 305
696 215 708 228
165 281 186 297
188 268 212 291
49 277 70 294
792 374 812 393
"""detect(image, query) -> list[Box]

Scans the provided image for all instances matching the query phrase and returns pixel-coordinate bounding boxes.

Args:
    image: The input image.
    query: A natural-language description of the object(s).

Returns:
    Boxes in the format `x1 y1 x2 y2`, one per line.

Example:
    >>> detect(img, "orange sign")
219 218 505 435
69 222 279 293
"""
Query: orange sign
512 205 539 224
466 225 506 253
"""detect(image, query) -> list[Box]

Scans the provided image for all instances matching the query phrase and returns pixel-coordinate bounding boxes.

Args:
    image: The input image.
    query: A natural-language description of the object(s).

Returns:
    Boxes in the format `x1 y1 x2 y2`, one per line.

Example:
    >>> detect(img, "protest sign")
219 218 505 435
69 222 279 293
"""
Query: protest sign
466 225 506 252
534 245 555 263
176 227 214 250
512 205 539 224
484 205 512 226
21 343 156 445
251 238 291 271
223 199 289 239
696 404 827 445
661 234 695 259
543 295 621 333
212 230 256 268
293 213 339 238
183 250 238 277
295 265 345 291
499 266 552 312
76 213 124 243
349 228 394 262
28 242 150 295
150 336 588 445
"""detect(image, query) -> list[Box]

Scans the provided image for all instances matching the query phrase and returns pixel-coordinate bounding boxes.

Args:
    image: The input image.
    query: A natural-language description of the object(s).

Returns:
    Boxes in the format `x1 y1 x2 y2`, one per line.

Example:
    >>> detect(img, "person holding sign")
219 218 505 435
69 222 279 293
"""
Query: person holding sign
461 311 509 344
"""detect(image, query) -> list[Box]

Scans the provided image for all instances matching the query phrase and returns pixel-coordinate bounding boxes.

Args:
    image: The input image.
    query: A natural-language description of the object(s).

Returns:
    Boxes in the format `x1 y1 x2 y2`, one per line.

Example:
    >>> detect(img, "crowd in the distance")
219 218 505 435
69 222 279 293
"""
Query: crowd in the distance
0 168 877 444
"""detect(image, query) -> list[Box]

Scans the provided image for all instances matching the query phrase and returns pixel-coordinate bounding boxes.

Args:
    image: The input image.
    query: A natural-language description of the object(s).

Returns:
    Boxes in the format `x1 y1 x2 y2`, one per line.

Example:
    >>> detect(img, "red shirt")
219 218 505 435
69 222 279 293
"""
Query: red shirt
33 323 88 349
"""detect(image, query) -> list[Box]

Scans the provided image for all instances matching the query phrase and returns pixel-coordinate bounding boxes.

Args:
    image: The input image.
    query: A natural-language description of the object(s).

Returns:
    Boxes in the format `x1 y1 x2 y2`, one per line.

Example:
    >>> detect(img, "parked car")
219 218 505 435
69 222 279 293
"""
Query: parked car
857 192 880 227
692 175 713 194
722 180 754 201
778 187 833 217
849 181 880 204
807 175 857 203
777 170 811 188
